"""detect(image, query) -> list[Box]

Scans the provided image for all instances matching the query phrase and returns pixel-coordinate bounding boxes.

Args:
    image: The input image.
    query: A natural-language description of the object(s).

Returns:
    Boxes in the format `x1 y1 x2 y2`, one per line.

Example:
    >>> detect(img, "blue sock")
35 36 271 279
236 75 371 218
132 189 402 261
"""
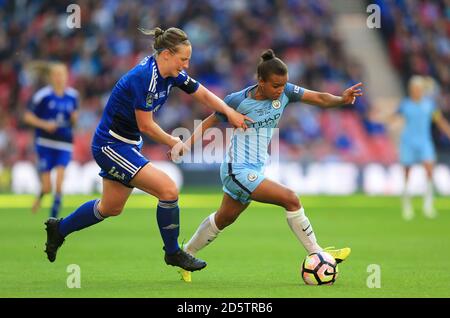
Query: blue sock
157 199 180 254
58 199 106 237
50 193 61 218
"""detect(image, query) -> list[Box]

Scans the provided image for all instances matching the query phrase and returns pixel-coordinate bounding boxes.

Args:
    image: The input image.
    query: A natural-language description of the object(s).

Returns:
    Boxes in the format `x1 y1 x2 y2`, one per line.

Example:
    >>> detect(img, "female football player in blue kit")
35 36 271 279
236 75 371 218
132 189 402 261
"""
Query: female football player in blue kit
44 27 252 272
396 76 450 220
172 49 363 281
24 63 78 218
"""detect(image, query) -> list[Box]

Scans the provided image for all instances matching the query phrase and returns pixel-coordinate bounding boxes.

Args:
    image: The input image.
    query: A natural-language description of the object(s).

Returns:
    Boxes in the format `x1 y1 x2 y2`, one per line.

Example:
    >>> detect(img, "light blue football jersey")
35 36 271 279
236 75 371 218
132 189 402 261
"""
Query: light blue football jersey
398 97 437 145
216 83 304 166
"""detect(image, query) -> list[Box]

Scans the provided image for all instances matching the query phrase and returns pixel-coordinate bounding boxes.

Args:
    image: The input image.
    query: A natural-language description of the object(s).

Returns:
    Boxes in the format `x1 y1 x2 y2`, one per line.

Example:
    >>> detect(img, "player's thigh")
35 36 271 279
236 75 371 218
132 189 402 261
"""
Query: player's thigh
130 163 178 201
422 161 434 178
98 178 133 216
251 178 300 211
215 193 249 228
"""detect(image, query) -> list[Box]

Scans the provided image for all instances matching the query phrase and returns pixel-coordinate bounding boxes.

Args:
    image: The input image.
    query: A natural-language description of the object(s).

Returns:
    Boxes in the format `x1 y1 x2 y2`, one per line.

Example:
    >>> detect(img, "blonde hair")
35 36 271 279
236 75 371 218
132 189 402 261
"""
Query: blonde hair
139 27 190 54
27 61 67 84
408 75 425 90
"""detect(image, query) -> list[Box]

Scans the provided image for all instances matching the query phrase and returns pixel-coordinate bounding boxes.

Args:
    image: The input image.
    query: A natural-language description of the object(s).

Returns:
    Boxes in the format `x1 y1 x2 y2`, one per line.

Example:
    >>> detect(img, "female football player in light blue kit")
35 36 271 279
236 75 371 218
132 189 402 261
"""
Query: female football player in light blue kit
43 27 252 272
396 76 450 220
174 49 363 281
24 63 79 218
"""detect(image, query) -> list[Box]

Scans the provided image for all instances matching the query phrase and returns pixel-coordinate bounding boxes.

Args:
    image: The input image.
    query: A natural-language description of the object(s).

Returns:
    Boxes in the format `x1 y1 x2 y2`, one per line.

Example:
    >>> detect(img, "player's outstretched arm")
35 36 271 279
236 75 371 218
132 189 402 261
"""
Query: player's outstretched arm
135 109 181 148
186 113 219 149
192 85 253 129
70 111 79 127
301 82 363 108
433 111 450 140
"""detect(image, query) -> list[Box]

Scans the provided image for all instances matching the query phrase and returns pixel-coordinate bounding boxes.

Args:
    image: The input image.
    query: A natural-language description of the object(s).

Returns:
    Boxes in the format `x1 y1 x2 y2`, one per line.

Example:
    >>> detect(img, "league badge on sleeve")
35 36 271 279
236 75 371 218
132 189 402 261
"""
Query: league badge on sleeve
146 93 154 109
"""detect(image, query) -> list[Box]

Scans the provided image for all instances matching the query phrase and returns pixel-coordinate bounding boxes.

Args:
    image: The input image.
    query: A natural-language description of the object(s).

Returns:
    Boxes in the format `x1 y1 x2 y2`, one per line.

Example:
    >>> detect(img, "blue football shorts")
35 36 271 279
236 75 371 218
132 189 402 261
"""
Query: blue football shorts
219 162 265 204
92 140 149 188
36 145 72 173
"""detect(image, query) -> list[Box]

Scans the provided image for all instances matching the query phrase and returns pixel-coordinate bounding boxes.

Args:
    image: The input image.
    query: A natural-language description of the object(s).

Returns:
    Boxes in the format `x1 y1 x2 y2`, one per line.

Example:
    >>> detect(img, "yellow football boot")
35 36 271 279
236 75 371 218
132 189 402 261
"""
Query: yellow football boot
323 247 351 264
179 269 192 283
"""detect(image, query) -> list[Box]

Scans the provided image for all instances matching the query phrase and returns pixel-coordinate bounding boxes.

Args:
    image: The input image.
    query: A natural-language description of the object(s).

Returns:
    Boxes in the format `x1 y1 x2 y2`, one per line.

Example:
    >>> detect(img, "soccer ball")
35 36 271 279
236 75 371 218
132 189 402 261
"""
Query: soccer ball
301 251 339 285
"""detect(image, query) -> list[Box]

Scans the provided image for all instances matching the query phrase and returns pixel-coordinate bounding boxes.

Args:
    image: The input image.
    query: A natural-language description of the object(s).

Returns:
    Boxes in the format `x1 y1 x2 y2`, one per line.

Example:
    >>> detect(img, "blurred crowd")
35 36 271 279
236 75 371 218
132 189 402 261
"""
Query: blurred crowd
0 0 447 173
377 0 450 149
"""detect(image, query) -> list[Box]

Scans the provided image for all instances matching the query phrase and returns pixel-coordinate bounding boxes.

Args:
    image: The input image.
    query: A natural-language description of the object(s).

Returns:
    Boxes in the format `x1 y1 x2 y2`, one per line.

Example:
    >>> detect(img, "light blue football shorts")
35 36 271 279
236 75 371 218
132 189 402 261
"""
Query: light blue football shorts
219 162 265 204
399 139 436 166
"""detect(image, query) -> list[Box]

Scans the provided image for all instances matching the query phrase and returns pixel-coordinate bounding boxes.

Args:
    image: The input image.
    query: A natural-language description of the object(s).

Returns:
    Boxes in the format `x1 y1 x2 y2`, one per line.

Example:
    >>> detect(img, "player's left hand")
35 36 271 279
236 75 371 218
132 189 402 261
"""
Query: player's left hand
342 82 363 105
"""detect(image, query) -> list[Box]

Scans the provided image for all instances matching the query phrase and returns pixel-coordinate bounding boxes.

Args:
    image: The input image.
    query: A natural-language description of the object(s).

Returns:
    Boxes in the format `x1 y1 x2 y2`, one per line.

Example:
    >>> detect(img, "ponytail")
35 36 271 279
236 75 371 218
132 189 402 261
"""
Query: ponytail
257 49 288 81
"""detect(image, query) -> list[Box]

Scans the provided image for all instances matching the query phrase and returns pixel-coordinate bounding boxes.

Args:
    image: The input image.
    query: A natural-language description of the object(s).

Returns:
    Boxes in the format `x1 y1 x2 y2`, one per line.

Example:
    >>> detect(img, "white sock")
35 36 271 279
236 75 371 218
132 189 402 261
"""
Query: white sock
402 184 412 208
184 212 221 256
286 208 322 254
424 180 434 210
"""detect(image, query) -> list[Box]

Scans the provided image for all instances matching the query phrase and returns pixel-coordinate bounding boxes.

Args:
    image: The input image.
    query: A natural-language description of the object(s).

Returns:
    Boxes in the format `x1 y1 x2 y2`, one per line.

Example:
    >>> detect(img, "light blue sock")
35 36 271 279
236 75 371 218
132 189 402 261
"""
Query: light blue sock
58 199 106 237
157 199 180 254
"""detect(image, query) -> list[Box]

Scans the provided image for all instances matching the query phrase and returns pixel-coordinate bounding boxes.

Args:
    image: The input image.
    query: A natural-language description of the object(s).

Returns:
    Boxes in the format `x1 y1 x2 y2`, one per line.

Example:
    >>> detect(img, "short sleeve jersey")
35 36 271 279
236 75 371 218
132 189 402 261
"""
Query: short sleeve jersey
29 85 79 149
216 83 304 165
95 55 200 143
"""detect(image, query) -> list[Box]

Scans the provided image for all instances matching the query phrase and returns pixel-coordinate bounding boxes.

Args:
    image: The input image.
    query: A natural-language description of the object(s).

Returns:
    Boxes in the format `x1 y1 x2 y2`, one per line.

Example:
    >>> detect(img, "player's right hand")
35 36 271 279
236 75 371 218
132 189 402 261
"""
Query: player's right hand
44 121 58 133
227 110 254 130
168 141 190 163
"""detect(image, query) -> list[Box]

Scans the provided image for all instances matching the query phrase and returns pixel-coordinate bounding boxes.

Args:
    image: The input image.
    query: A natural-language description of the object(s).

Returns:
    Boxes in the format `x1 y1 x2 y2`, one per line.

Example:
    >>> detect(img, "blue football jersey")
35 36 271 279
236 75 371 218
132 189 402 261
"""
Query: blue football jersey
216 82 304 165
95 55 200 144
29 85 79 151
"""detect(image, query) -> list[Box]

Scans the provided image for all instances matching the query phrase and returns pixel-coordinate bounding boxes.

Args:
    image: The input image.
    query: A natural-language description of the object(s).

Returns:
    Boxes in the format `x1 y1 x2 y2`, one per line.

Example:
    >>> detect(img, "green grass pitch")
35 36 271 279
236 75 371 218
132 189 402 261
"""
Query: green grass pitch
1 190 449 298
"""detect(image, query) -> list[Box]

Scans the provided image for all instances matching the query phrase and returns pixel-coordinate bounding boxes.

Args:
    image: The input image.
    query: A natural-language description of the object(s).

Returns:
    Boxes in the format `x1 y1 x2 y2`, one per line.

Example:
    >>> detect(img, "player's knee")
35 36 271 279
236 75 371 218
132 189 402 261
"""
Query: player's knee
284 191 301 211
108 207 124 216
41 187 51 195
158 185 179 201
98 203 123 217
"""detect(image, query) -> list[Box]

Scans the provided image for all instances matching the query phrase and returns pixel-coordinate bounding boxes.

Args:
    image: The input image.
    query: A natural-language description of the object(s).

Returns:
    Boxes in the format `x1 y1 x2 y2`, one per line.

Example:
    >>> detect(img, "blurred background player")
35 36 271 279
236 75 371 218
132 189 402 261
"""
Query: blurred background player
23 62 78 218
43 27 251 272
172 49 361 282
394 75 450 220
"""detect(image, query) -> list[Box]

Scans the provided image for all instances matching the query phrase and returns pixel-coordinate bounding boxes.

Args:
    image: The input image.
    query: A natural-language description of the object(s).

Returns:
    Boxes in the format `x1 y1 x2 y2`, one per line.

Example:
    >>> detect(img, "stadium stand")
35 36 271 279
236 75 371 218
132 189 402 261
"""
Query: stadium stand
1 0 447 175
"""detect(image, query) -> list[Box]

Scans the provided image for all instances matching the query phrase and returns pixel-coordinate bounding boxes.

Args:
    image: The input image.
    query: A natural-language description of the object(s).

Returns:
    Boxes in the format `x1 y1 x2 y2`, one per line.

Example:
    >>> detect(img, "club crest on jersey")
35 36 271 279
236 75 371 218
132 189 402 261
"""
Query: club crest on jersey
272 100 281 109
247 173 258 182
